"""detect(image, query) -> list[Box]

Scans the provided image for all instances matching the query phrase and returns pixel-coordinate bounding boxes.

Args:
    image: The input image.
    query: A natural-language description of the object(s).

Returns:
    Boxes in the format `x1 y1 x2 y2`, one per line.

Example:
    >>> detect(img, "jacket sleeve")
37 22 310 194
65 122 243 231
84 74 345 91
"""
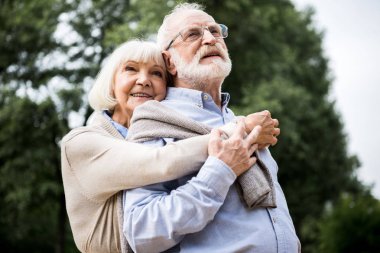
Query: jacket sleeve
61 128 210 202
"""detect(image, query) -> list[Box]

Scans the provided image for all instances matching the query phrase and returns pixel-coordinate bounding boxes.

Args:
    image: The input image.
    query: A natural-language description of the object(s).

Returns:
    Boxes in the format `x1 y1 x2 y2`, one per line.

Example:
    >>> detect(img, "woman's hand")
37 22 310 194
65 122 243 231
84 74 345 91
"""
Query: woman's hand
208 120 261 176
244 110 280 149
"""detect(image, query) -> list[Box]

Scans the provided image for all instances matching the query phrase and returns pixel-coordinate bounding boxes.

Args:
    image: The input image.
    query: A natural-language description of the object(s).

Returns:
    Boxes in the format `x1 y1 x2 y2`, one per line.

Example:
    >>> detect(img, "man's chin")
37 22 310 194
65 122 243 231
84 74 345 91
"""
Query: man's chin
206 63 231 78
199 56 224 64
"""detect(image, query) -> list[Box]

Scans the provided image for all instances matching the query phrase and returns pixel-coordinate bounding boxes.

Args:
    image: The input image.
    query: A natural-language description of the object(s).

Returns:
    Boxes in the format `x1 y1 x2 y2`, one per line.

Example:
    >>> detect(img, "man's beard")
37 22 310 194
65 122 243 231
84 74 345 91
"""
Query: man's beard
170 44 232 90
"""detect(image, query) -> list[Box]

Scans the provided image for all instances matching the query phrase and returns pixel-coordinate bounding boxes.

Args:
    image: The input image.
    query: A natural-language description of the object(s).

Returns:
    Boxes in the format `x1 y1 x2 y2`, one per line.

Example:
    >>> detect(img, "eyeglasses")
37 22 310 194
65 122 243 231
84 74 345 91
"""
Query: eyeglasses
165 23 228 50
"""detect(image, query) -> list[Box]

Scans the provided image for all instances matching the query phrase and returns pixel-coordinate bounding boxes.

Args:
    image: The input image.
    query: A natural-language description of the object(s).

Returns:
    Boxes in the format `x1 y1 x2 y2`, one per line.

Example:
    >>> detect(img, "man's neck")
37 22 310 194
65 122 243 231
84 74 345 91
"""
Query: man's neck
175 79 223 108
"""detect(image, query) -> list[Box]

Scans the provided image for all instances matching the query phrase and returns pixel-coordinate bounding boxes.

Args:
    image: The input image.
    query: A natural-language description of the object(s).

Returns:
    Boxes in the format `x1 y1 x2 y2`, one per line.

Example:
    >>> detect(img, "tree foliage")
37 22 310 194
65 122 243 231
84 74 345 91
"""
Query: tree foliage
0 0 72 252
0 90 68 252
0 0 374 252
317 194 380 253
0 0 66 86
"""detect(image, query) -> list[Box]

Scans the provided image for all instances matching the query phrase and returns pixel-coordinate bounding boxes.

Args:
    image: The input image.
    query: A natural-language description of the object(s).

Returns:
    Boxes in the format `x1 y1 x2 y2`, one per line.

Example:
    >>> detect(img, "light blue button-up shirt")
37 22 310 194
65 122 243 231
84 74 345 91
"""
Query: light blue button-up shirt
122 87 300 253
103 110 129 138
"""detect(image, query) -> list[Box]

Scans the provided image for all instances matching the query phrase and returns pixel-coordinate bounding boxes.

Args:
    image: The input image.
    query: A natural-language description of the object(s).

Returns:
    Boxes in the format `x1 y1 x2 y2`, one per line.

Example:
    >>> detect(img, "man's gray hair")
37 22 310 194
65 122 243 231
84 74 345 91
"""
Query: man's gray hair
157 2 205 50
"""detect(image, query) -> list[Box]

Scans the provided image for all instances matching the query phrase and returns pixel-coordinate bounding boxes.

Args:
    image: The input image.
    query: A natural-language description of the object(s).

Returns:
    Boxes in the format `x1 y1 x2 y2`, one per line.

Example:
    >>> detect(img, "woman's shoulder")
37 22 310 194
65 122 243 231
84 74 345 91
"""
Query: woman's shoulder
62 126 95 143
61 111 113 144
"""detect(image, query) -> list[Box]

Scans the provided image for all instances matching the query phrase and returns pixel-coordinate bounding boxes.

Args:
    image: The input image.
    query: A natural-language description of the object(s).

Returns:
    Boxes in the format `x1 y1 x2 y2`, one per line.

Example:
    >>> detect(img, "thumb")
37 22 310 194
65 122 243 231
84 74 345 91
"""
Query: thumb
246 125 262 145
210 128 222 141
208 129 223 156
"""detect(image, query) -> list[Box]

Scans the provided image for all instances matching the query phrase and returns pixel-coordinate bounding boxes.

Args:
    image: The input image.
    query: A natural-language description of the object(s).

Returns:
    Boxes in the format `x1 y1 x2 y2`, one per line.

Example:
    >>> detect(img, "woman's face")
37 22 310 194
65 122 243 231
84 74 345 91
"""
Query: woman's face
112 60 167 127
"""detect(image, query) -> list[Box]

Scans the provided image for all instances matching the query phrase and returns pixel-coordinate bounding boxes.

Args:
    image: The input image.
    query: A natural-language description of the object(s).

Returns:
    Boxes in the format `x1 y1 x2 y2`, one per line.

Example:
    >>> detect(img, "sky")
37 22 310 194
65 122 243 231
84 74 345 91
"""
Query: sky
292 0 380 198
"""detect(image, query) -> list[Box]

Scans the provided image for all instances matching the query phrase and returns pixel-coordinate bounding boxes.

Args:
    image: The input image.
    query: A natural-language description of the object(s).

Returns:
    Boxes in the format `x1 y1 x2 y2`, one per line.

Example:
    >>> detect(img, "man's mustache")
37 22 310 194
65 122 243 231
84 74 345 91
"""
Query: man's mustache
196 44 229 61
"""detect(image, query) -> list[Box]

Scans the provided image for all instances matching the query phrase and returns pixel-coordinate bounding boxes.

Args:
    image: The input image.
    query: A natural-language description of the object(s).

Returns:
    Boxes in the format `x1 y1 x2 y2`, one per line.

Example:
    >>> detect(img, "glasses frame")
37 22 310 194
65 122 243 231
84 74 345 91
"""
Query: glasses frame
165 23 228 50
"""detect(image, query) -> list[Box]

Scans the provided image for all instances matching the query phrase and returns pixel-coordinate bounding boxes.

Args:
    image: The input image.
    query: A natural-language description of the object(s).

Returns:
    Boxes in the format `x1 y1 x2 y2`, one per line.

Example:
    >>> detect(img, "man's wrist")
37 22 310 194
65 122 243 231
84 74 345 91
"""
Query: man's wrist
197 156 236 197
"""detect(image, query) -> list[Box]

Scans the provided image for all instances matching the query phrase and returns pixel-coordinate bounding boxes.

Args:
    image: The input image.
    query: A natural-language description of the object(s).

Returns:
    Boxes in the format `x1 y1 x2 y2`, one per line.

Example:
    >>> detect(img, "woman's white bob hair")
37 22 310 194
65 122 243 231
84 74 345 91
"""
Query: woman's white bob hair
88 39 166 111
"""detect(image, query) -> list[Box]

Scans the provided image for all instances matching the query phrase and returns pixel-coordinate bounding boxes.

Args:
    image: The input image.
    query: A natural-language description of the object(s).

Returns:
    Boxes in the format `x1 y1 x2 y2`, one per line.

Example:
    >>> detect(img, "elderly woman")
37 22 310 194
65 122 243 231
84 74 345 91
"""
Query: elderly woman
61 40 277 253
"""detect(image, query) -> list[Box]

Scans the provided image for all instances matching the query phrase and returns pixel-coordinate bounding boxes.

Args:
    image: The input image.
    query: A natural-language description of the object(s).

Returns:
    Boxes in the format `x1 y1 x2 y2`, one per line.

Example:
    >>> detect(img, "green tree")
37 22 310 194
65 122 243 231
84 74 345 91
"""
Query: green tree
0 0 370 252
0 90 71 252
317 194 380 253
0 0 74 252
0 0 66 86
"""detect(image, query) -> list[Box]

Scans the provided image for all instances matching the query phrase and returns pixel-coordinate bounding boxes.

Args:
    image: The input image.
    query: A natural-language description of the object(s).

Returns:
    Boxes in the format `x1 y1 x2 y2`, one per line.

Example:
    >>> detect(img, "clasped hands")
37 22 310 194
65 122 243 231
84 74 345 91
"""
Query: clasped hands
208 110 280 176
243 110 280 149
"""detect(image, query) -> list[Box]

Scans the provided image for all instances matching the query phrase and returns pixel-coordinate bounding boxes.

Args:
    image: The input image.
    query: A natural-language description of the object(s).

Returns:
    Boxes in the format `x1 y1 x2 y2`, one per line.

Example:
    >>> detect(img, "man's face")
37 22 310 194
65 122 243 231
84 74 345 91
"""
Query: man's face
166 10 232 84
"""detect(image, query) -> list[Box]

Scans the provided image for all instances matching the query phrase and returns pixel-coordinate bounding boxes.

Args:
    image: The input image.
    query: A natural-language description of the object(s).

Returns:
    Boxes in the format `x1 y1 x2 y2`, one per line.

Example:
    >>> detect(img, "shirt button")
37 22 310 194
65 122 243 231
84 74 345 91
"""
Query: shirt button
203 94 208 100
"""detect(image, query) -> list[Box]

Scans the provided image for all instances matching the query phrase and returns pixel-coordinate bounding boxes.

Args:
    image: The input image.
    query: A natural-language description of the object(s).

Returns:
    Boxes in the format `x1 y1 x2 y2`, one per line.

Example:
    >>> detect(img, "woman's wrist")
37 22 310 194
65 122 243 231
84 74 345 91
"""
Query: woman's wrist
218 116 246 138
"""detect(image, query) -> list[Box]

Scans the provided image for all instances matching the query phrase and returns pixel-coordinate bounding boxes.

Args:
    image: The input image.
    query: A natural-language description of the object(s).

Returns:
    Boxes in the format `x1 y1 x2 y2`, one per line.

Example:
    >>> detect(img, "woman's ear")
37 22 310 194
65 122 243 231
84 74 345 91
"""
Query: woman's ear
162 51 177 76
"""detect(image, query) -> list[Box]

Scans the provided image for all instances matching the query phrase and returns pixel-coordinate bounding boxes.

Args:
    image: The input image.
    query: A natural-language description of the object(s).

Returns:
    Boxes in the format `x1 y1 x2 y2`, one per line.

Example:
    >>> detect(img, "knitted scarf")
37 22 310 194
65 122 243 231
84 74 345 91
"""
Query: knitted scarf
127 100 276 208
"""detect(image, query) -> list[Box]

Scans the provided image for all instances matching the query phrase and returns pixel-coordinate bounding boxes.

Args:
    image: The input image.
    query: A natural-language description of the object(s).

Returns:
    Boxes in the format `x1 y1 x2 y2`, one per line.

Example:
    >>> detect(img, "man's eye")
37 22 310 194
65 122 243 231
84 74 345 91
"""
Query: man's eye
185 29 201 40
209 27 220 36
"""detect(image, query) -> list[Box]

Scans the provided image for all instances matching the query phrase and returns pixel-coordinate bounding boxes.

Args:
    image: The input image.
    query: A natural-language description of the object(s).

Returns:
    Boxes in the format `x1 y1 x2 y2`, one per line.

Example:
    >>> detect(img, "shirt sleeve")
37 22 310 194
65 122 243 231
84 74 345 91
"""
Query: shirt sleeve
123 156 237 253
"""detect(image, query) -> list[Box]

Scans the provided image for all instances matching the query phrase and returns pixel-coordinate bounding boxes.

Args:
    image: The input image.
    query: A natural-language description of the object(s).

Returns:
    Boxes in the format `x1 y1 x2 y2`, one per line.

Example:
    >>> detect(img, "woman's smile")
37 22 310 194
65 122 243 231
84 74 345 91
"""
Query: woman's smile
112 60 167 127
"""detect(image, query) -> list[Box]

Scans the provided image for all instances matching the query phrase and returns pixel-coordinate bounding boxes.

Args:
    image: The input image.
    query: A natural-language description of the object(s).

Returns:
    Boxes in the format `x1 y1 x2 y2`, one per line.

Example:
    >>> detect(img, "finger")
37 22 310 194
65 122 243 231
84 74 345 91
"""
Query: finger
258 144 269 150
271 136 278 146
273 127 280 137
261 110 271 117
209 128 222 142
273 118 279 127
230 119 246 139
260 125 275 134
249 143 258 155
261 116 275 127
246 125 262 145
247 156 257 168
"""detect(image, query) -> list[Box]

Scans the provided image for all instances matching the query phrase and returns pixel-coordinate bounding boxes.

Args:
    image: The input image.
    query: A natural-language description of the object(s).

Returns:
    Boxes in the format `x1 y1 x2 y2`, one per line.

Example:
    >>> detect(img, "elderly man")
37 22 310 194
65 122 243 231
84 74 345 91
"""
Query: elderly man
122 3 300 253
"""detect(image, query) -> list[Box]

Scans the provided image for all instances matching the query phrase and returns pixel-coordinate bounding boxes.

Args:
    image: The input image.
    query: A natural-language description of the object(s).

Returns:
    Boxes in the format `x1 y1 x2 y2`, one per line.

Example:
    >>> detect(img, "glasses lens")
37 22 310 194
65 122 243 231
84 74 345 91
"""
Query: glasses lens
180 24 228 43
219 24 228 38
208 24 222 38
182 26 203 42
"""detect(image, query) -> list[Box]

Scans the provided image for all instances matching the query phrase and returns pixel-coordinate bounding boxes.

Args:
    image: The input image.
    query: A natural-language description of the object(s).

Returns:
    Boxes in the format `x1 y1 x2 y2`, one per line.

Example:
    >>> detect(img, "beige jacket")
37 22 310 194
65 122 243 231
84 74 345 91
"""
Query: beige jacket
61 112 210 253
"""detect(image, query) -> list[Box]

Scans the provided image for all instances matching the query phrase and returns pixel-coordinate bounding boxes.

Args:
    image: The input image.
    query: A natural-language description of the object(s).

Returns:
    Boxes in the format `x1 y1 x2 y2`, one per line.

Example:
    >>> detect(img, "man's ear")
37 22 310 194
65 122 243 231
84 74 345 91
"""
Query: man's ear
162 51 177 76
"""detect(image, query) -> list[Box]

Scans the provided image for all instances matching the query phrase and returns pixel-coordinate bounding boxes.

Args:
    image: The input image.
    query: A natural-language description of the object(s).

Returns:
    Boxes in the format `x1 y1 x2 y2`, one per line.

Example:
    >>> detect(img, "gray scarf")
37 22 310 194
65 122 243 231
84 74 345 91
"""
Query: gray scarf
127 100 276 208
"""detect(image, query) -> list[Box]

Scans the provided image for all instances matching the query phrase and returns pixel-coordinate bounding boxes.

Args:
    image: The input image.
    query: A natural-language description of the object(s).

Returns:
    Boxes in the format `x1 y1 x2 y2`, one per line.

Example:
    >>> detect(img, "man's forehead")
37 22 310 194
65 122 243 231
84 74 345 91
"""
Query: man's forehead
172 10 216 29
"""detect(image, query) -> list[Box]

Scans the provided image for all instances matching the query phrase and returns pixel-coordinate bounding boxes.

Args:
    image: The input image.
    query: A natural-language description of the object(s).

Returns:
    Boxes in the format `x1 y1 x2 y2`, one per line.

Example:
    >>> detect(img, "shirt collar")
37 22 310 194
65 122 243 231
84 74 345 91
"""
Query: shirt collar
221 93 230 107
103 111 129 138
165 87 231 108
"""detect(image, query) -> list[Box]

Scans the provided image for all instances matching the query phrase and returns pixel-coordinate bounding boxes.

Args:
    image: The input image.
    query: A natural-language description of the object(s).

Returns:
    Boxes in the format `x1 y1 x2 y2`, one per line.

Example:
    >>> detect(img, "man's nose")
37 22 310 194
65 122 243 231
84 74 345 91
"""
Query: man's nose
201 29 217 46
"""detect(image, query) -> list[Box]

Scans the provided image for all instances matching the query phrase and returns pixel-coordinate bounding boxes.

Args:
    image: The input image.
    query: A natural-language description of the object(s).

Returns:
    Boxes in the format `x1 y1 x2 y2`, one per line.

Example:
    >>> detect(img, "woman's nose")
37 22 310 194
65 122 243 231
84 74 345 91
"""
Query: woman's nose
136 73 151 87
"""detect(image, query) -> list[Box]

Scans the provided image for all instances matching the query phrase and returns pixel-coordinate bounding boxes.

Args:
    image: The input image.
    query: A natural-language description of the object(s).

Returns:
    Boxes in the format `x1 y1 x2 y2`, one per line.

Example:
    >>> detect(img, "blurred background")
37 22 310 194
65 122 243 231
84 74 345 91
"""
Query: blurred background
0 0 379 252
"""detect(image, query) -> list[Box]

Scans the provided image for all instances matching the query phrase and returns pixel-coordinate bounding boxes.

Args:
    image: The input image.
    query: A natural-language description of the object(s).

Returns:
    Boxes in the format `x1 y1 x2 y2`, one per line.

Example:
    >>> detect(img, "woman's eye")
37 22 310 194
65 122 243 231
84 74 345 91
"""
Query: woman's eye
152 71 163 78
125 66 136 71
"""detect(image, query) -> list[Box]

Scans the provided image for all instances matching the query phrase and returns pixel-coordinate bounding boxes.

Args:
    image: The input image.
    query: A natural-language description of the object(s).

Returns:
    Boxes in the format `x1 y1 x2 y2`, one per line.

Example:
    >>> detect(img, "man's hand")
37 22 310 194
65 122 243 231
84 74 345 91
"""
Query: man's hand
244 110 280 149
208 120 261 176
